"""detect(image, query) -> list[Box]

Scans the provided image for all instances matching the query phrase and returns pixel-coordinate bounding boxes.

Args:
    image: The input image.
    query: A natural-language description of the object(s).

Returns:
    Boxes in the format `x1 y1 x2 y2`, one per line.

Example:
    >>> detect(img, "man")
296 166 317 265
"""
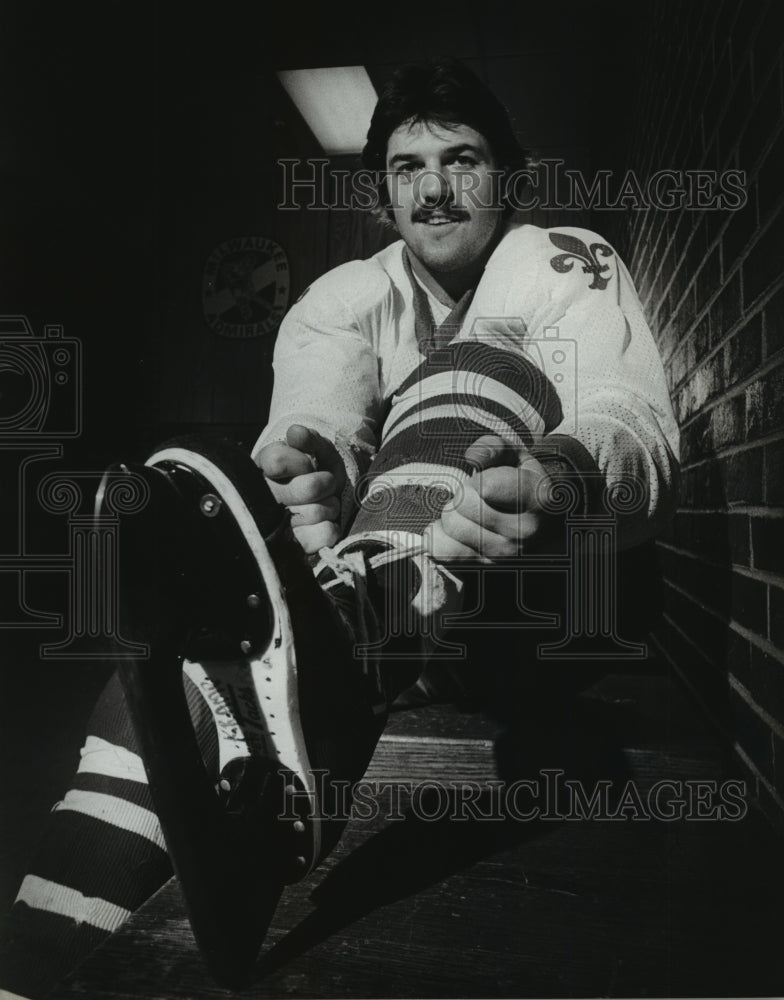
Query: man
0 59 678 999
255 63 676 558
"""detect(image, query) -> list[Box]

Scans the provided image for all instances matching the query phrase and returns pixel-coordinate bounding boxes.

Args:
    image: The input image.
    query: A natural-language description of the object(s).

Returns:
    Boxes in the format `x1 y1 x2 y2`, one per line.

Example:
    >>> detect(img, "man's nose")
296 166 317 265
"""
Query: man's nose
415 168 452 206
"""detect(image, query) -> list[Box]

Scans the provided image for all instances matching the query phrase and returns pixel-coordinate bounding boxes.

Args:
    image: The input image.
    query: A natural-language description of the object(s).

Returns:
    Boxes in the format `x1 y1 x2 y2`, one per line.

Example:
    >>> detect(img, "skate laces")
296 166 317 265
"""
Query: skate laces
314 532 465 717
316 530 423 582
314 530 462 612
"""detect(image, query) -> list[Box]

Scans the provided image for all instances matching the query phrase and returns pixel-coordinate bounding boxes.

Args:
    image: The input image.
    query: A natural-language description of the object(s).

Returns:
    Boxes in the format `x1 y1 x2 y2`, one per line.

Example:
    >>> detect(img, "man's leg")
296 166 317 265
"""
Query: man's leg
0 342 561 997
327 338 563 705
350 340 559 536
0 672 218 999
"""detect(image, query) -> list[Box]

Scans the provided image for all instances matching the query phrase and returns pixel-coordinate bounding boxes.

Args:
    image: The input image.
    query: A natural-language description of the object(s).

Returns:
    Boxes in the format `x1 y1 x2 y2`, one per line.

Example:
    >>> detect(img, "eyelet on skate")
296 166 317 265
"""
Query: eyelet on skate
199 493 222 517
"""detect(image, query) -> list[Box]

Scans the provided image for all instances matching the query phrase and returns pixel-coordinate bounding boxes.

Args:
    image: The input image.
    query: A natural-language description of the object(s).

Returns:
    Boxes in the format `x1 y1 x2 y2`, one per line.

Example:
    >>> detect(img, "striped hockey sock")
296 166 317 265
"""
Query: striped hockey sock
350 340 562 536
0 672 218 999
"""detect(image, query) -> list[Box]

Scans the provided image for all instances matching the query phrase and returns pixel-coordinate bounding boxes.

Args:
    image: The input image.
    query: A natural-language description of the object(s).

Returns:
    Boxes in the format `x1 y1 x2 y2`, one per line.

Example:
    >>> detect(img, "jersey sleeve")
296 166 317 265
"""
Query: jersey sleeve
465 226 680 549
251 264 385 522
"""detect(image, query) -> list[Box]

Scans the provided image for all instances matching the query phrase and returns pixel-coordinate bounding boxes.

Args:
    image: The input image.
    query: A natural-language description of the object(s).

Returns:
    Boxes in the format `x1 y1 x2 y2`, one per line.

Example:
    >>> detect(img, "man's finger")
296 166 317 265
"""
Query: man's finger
288 497 341 526
286 425 347 489
269 470 339 507
293 520 341 554
464 434 519 472
257 441 315 481
423 519 491 564
439 506 521 559
473 465 544 513
448 475 543 542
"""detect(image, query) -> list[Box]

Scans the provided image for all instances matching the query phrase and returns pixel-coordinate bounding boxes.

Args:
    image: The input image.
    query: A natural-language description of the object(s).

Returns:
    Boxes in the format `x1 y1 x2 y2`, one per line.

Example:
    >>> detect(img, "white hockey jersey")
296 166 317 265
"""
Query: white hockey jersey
253 222 680 548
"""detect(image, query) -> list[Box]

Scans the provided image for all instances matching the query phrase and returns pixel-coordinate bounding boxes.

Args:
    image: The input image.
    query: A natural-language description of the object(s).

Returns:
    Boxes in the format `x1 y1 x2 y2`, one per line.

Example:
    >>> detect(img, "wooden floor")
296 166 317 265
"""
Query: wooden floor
49 670 784 999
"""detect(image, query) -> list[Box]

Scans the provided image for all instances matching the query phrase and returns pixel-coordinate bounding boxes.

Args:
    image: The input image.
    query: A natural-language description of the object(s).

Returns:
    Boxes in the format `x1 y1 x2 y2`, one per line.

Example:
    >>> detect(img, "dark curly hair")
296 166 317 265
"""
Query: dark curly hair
361 58 528 221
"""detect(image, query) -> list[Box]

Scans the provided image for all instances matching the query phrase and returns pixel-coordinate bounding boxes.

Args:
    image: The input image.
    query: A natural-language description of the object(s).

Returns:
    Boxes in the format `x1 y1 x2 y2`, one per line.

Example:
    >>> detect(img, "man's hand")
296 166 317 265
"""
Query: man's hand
425 435 553 563
256 424 346 553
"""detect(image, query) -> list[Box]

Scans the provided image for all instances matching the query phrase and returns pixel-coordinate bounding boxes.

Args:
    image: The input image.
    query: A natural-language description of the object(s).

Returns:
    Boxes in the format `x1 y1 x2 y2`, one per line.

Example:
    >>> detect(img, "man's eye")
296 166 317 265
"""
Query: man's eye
451 155 478 168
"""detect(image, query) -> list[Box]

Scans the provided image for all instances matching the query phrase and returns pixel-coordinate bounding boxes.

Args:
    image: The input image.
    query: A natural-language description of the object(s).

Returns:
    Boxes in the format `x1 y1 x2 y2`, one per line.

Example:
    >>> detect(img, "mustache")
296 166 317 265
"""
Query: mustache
411 206 470 223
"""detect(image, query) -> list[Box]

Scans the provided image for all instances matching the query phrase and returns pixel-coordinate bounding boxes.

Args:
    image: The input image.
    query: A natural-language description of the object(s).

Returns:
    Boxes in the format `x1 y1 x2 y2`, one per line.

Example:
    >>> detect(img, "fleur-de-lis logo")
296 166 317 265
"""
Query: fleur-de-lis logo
548 233 614 290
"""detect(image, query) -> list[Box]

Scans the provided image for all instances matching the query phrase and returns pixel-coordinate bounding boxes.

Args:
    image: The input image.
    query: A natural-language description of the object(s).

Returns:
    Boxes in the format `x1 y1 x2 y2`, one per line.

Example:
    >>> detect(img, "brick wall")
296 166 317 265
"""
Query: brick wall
610 0 784 826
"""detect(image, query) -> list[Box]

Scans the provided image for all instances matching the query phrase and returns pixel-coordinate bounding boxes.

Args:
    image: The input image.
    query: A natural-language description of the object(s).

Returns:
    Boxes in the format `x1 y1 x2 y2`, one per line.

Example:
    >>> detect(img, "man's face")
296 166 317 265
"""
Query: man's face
384 119 504 276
